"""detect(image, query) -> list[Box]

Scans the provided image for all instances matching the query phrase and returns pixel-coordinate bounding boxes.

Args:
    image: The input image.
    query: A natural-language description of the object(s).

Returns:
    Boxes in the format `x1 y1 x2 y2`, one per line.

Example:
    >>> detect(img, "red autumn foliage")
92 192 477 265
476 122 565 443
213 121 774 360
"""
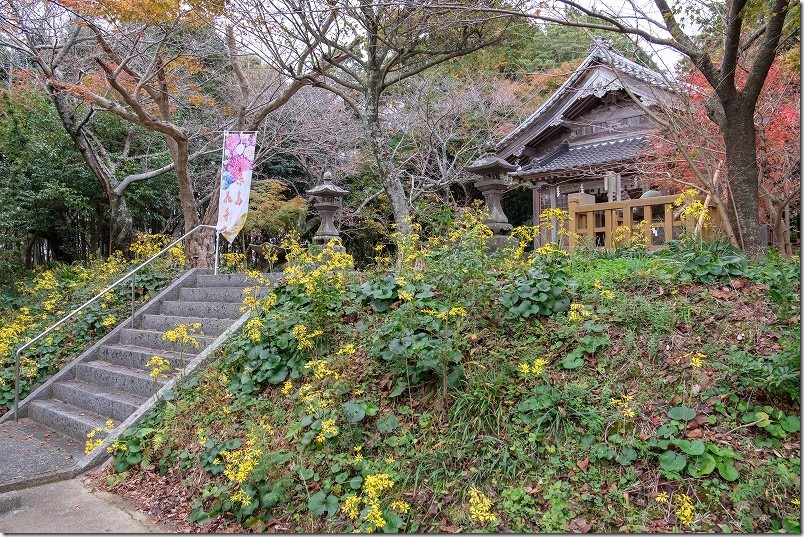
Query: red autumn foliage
649 59 800 250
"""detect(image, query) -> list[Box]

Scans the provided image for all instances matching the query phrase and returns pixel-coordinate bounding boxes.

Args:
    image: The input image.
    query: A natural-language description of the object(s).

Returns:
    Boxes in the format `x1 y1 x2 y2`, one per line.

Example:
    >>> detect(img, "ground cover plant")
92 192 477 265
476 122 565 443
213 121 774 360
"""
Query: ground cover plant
94 208 800 533
0 234 186 412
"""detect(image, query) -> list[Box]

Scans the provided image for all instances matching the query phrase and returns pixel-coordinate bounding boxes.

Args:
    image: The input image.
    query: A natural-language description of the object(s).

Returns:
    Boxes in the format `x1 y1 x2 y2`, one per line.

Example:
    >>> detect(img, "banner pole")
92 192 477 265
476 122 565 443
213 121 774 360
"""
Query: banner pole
214 232 220 275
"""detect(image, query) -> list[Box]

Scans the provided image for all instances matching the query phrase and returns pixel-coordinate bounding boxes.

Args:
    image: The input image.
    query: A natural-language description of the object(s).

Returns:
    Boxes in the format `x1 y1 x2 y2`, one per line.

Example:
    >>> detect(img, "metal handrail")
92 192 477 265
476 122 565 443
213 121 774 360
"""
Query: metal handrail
13 224 220 421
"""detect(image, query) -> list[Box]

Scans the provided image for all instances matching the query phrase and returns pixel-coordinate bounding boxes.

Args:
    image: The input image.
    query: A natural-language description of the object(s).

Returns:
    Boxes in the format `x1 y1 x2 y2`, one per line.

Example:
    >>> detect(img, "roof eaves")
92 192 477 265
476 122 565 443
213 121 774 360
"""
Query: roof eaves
496 41 672 154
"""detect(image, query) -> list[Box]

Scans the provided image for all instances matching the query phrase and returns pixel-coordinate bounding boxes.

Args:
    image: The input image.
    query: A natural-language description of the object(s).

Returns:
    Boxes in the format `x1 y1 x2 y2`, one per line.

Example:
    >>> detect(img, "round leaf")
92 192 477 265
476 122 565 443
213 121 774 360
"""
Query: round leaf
658 450 687 473
561 352 585 369
780 415 800 433
679 440 706 456
687 453 716 477
667 407 697 421
717 462 740 482
343 401 366 423
308 491 327 516
377 414 399 433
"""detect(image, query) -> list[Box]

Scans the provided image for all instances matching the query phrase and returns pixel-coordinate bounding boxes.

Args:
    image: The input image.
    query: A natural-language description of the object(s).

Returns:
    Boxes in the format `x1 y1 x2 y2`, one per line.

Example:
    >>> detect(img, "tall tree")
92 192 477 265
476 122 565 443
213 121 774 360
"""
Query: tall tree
432 0 799 252
234 0 515 235
2 1 335 265
642 58 799 253
393 70 522 205
0 1 191 250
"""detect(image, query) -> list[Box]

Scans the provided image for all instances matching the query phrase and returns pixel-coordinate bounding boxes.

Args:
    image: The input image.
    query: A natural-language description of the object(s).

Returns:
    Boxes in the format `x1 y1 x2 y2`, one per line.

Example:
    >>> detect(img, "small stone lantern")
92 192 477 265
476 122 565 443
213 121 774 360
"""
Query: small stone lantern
466 144 518 250
307 171 348 247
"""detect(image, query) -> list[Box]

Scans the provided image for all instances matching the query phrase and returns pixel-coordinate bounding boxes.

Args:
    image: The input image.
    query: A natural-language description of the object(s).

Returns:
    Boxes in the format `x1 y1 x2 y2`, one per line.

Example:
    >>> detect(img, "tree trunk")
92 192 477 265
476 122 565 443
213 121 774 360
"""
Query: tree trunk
165 135 210 268
363 95 411 235
49 90 135 252
110 193 134 252
720 105 763 253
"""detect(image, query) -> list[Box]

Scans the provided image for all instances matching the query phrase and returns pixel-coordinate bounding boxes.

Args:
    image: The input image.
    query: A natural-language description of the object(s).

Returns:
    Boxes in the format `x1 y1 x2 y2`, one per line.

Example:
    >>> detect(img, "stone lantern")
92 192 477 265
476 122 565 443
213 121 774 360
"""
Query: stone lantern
465 144 518 250
307 171 349 246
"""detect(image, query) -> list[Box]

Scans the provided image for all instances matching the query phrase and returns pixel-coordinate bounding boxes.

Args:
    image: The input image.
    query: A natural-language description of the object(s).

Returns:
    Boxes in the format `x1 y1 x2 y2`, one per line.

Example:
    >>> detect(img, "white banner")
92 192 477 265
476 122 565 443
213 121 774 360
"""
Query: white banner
216 131 258 243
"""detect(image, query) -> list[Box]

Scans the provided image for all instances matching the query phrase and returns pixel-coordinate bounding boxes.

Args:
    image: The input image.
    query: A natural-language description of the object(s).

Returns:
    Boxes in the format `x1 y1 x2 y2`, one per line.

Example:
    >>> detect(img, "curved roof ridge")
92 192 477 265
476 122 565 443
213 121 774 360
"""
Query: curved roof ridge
496 38 670 152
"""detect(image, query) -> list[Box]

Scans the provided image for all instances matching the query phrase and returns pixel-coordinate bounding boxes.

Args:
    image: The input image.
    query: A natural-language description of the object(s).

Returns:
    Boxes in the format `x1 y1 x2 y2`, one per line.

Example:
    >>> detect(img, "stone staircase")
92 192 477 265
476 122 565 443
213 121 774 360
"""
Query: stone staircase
0 269 277 492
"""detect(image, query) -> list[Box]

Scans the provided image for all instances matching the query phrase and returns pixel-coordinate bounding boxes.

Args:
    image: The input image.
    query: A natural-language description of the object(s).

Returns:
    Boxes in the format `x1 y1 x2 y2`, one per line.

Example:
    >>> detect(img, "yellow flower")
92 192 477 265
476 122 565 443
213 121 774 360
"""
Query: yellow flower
315 418 339 444
245 317 264 342
655 492 668 503
230 488 253 506
398 289 415 301
530 358 548 375
568 303 590 322
337 344 356 356
221 446 263 484
162 323 200 348
292 324 323 351
390 500 410 513
146 355 172 380
342 495 361 520
280 380 293 395
305 359 340 381
363 473 395 501
364 502 386 530
791 497 800 506
467 487 497 524
673 493 695 526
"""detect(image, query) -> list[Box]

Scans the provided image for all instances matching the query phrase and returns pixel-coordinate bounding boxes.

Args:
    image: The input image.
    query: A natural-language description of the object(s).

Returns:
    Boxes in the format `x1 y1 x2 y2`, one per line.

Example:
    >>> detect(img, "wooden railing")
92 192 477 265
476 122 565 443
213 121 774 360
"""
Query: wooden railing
564 193 721 252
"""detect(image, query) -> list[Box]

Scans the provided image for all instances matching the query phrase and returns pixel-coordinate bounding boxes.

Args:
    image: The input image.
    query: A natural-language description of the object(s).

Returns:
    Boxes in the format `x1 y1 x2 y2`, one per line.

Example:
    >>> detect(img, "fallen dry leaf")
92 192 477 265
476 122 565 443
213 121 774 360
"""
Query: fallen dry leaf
711 289 734 300
577 455 590 472
567 517 593 533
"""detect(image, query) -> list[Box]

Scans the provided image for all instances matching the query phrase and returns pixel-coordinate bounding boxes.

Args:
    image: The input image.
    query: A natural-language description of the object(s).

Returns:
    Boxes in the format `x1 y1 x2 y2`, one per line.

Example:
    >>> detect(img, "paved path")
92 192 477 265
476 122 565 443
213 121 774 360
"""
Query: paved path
0 477 173 534
0 419 83 493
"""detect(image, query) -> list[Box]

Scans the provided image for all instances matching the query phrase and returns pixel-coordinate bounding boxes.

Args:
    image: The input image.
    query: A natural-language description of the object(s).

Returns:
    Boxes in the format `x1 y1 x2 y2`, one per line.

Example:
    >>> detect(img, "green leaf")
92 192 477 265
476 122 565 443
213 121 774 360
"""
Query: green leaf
780 415 800 433
388 381 407 398
377 414 399 433
754 411 772 427
561 351 584 369
675 439 705 456
717 462 740 482
617 447 637 466
308 491 338 517
383 512 404 532
687 453 716 477
754 436 782 449
189 507 213 524
343 401 366 423
349 476 363 489
658 450 687 472
299 468 314 480
667 407 697 421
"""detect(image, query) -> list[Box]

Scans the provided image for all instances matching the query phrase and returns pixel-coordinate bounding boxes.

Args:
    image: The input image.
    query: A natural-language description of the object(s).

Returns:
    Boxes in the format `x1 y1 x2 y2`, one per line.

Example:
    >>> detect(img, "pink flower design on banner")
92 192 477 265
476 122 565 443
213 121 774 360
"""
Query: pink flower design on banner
216 131 258 243
226 154 252 183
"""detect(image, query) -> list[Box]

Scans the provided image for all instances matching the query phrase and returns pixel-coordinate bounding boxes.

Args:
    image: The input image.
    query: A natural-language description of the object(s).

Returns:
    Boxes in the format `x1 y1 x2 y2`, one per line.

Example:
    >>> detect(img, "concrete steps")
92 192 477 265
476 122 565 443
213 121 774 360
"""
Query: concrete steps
3 271 277 449
27 400 115 441
51 379 145 422
161 300 243 319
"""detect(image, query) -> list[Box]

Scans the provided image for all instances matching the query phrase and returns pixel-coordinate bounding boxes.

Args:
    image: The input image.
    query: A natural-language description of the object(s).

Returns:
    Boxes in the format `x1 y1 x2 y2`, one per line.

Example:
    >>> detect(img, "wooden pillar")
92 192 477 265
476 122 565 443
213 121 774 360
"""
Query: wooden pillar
532 184 541 249
567 192 595 253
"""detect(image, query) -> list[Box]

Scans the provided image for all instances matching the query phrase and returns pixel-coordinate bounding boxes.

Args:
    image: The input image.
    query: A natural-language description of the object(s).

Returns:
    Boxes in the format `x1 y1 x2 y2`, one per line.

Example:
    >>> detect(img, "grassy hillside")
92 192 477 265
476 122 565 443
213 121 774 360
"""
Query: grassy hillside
0 236 187 412
94 211 800 533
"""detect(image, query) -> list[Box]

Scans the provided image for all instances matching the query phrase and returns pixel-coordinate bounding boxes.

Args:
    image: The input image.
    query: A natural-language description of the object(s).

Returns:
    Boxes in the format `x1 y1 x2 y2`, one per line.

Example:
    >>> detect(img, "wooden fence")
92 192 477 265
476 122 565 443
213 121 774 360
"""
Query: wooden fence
562 193 722 252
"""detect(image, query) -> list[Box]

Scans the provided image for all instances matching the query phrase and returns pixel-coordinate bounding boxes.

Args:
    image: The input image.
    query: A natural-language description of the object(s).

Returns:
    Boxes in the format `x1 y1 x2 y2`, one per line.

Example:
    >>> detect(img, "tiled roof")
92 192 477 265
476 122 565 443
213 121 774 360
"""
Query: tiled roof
496 38 671 152
512 136 648 176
